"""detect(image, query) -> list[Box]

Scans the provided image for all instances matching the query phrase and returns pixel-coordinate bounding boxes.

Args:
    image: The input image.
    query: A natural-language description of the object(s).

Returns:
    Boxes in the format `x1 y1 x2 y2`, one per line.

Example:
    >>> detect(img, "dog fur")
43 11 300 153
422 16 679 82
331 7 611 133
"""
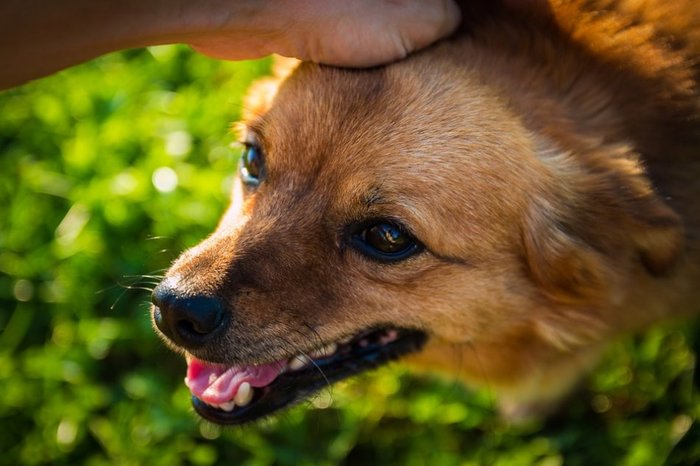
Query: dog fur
160 0 700 418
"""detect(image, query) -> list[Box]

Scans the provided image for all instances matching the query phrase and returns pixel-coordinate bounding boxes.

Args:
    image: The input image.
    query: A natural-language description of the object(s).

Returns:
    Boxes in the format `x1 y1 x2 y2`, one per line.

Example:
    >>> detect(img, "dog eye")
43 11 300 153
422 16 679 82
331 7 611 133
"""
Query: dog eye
240 143 264 187
351 221 421 262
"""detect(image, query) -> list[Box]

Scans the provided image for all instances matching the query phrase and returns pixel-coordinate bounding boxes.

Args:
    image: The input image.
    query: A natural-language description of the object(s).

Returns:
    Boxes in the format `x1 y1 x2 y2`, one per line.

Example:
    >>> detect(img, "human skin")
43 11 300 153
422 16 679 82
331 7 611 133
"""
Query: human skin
0 0 460 90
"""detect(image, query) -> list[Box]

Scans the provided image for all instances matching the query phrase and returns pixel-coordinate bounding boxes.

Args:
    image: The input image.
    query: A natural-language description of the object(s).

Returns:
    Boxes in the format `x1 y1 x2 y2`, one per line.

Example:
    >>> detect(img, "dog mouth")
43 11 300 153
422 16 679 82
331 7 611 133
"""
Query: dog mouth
185 327 427 425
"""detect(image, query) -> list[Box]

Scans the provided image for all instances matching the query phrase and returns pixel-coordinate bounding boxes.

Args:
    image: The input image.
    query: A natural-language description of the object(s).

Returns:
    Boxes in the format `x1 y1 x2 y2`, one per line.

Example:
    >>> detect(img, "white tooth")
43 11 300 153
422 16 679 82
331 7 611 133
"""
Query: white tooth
321 343 337 357
234 382 253 406
219 401 235 412
309 343 339 359
339 336 353 345
289 355 311 371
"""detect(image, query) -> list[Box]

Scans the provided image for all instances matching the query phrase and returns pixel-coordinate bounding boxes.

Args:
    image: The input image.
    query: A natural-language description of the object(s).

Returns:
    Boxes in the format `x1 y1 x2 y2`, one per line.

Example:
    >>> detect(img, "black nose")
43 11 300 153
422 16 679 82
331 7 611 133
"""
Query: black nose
151 282 227 349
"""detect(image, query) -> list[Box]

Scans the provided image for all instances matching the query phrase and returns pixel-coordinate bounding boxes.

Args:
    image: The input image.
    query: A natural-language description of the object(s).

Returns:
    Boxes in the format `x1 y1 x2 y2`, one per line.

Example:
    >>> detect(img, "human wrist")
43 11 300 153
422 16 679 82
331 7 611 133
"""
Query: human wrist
151 0 281 59
0 0 274 89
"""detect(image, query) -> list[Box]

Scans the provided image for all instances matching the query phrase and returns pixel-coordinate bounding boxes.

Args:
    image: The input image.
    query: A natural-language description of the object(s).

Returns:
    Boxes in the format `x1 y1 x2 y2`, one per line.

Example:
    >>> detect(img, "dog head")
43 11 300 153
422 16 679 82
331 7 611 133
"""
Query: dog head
151 36 684 423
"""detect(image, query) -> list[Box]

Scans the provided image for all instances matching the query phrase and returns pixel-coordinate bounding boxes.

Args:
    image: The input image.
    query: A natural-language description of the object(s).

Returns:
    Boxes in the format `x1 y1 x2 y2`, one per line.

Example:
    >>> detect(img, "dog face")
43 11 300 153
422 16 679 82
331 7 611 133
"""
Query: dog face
158 56 548 340
151 30 687 423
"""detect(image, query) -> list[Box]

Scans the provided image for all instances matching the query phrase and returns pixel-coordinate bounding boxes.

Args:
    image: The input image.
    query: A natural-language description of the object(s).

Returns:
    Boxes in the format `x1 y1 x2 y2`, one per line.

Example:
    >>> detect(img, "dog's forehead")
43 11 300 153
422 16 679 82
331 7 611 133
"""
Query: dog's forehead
253 63 398 175
244 50 545 244
258 55 537 179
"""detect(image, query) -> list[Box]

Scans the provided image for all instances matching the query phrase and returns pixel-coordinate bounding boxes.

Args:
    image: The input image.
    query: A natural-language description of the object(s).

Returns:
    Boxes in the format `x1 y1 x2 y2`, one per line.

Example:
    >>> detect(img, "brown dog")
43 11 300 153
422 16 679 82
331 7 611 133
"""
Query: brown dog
151 0 700 424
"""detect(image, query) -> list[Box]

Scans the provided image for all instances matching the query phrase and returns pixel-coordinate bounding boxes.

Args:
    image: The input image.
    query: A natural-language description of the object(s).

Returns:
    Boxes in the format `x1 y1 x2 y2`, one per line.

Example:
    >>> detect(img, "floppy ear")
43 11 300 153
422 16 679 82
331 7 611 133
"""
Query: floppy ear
522 146 684 304
625 193 685 276
522 202 615 304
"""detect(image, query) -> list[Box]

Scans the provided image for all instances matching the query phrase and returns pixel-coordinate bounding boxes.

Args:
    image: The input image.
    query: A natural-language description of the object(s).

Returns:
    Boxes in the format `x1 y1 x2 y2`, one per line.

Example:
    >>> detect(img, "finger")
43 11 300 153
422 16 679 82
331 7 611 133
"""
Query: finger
308 0 462 67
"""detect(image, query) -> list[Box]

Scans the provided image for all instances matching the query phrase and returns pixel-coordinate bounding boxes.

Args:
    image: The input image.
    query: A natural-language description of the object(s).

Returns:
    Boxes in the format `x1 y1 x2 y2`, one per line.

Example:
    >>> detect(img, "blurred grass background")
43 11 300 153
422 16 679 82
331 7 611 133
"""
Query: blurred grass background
0 46 699 466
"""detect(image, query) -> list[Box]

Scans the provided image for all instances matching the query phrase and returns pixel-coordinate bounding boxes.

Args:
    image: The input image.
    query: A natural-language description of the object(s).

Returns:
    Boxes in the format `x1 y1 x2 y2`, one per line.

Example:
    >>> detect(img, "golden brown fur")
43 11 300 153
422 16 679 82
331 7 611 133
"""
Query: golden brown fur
161 0 700 418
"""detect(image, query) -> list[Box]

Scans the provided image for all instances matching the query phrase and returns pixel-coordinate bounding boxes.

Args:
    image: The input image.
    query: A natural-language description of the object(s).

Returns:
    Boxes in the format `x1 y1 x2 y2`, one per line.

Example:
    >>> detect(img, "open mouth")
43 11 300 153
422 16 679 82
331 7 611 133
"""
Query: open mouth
186 327 427 425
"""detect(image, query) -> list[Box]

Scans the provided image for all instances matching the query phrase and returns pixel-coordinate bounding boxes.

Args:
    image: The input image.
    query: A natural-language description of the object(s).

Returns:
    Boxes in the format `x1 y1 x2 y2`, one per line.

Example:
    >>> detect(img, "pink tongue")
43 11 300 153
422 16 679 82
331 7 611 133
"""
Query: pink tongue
185 357 286 404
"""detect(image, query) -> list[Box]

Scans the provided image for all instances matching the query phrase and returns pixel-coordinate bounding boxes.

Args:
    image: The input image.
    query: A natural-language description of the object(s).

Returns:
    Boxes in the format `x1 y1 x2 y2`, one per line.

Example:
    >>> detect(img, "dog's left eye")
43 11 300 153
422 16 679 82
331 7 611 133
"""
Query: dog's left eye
350 221 421 262
240 143 264 187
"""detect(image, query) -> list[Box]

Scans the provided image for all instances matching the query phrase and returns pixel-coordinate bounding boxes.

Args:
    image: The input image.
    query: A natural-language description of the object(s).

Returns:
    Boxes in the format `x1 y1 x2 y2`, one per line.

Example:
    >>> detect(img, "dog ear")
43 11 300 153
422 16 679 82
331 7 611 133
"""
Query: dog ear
523 146 684 304
522 203 614 304
623 190 685 276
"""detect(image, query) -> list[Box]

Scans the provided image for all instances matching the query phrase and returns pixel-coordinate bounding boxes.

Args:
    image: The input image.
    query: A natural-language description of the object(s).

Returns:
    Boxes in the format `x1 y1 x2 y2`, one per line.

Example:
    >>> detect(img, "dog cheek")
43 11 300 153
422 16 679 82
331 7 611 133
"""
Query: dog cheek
228 255 347 328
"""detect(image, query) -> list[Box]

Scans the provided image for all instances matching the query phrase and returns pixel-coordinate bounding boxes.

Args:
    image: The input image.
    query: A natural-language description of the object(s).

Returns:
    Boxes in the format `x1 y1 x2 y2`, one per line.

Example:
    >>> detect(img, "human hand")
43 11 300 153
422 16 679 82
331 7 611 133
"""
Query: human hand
187 0 461 67
1 0 460 89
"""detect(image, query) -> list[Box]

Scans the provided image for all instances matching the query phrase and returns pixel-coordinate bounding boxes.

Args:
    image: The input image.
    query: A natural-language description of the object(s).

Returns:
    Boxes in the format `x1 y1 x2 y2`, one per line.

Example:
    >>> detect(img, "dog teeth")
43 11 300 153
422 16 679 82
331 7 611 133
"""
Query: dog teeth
219 401 235 412
338 336 353 345
289 355 311 371
322 342 338 355
234 382 253 406
310 343 338 358
213 383 254 411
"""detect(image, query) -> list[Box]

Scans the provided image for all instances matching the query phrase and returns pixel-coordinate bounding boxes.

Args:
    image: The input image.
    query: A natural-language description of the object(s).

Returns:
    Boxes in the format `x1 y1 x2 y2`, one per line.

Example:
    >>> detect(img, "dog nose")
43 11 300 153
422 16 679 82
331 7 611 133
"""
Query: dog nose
151 282 227 349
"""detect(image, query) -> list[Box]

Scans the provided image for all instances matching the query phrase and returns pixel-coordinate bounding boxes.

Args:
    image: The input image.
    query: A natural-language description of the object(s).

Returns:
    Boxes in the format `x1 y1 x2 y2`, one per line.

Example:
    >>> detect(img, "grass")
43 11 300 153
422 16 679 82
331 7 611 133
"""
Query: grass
0 45 698 466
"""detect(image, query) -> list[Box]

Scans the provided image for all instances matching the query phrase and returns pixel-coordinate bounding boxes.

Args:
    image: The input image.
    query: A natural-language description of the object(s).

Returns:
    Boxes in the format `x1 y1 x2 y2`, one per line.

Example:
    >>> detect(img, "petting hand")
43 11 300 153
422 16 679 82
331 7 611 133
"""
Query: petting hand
188 0 461 67
0 0 460 90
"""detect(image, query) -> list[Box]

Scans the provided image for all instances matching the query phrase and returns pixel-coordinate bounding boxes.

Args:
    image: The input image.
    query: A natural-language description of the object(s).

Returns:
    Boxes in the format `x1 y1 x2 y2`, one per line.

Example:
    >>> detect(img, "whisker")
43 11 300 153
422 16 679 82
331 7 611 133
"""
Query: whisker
300 322 327 353
122 274 164 280
267 319 308 359
122 285 156 293
102 275 160 310
108 286 130 311
303 350 335 406
299 323 334 402
273 320 334 403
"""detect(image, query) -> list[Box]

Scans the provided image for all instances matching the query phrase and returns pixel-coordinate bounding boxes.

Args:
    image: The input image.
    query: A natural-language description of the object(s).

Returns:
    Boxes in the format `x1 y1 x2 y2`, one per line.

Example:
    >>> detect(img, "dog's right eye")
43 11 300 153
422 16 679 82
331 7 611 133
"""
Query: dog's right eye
240 143 264 187
350 220 422 262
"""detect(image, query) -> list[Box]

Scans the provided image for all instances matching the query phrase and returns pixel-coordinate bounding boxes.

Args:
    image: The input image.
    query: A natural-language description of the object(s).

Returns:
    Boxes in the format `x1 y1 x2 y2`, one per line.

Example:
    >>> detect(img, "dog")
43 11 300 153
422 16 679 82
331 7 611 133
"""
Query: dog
151 0 700 424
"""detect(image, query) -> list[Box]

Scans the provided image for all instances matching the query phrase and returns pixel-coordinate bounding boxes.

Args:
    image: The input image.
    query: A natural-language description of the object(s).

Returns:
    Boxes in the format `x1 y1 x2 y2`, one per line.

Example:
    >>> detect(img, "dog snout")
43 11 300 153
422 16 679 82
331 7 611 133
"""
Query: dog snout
151 282 228 350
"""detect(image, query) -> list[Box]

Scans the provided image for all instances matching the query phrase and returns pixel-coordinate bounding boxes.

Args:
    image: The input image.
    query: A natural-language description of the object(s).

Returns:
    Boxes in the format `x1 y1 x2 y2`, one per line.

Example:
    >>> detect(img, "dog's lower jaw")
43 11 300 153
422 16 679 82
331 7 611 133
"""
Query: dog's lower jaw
182 327 429 425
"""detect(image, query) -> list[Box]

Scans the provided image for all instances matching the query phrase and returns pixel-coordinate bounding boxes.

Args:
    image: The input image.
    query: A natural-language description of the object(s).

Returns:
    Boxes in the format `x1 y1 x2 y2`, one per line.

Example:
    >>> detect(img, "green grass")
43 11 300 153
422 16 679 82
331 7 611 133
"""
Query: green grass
0 46 698 466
